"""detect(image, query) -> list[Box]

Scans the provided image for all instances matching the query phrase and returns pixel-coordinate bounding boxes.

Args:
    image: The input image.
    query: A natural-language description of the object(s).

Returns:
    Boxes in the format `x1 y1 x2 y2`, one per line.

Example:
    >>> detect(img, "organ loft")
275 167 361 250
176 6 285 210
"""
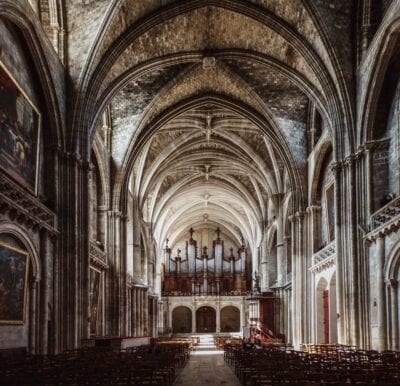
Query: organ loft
1 0 400 384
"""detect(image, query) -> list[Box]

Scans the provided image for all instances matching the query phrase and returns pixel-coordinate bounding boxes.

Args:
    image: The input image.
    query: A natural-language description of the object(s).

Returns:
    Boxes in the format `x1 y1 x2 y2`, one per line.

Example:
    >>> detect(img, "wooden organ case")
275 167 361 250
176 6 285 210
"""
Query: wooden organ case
162 228 250 296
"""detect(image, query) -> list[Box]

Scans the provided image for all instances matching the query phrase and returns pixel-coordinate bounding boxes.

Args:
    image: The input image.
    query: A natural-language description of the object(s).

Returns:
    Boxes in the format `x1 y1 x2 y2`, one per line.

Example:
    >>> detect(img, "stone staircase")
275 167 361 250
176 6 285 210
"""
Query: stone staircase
193 334 221 354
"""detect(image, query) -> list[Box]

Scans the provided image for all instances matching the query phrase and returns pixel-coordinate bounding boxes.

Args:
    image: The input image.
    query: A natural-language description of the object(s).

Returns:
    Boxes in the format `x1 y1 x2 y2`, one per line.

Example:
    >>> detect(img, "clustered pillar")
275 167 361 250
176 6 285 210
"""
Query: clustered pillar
130 287 151 336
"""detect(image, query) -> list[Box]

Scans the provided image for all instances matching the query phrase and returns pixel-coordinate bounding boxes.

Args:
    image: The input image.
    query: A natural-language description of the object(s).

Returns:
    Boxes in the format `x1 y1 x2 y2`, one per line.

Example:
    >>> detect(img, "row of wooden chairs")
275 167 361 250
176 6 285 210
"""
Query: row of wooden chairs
154 336 199 349
214 336 242 349
224 344 400 385
0 342 190 385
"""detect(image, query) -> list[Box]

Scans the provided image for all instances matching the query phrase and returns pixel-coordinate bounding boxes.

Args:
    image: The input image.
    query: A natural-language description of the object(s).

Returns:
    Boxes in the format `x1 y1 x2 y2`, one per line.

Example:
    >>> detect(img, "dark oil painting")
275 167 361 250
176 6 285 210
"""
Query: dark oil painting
0 243 29 324
89 267 101 335
0 61 40 194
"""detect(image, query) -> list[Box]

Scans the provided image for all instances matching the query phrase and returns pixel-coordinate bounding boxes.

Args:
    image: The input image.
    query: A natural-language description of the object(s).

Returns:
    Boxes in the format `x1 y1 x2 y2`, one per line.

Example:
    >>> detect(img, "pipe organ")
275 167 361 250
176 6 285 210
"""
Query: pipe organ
162 228 250 296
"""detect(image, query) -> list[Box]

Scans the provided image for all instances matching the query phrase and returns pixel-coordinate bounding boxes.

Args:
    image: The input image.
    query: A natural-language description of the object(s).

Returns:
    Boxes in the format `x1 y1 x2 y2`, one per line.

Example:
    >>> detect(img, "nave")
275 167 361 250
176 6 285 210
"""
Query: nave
173 335 240 386
3 336 400 385
2 1 400 385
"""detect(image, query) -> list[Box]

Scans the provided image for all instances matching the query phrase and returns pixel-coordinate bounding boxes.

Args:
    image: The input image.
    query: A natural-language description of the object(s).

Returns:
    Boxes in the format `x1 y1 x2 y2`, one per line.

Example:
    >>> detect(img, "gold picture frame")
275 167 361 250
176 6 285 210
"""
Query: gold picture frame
0 242 29 324
0 59 41 195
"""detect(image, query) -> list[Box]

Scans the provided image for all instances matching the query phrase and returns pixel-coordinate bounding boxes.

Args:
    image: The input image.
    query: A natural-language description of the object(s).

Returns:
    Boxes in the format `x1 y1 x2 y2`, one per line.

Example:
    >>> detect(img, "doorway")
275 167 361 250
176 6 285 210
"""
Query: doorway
196 306 216 333
220 306 240 332
172 306 192 333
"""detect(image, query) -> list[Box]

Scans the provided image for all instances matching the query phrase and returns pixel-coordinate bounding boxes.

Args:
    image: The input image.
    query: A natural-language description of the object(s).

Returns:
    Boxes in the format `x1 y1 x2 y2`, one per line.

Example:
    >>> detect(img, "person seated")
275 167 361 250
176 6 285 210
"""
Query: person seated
242 338 254 350
254 338 262 349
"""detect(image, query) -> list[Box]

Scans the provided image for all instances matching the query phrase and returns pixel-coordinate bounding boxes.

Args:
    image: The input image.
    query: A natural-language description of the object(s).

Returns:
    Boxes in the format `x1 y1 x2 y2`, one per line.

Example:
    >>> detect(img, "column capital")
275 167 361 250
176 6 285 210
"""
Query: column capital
108 210 122 218
330 161 342 174
343 154 356 167
295 211 306 220
306 205 321 214
388 278 398 288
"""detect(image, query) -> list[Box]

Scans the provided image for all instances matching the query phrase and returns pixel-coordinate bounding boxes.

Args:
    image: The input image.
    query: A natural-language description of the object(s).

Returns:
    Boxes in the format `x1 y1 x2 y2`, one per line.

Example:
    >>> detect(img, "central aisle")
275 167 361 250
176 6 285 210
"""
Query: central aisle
173 335 240 386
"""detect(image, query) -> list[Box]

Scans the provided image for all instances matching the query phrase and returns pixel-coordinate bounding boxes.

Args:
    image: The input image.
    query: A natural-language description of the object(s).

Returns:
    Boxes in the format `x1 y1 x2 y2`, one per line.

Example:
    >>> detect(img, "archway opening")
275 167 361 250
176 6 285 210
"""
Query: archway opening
220 306 240 332
316 277 329 343
172 306 192 333
328 274 337 343
196 306 216 333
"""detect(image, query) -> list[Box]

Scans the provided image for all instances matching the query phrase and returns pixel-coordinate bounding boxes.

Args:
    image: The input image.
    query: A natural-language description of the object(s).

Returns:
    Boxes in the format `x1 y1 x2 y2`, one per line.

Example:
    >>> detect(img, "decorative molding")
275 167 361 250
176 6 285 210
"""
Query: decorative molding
310 241 336 273
0 173 57 235
370 197 400 231
89 240 108 270
310 256 335 274
202 56 216 69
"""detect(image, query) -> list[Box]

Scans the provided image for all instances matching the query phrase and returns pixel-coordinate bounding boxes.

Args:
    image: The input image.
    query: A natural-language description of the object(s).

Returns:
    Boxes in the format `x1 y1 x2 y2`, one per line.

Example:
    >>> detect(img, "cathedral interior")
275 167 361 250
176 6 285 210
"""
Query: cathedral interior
1 0 400 384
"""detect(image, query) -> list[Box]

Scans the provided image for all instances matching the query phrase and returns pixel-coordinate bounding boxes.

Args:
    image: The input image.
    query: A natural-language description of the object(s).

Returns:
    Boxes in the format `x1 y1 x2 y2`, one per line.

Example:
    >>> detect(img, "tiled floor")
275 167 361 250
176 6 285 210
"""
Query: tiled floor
173 336 240 386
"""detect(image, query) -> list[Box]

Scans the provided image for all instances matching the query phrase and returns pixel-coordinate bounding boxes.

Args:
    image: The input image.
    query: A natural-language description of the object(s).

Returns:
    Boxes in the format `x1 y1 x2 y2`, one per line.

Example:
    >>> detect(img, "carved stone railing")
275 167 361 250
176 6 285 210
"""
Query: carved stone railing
371 197 400 230
89 240 108 269
0 173 56 234
161 290 248 297
310 241 336 273
312 241 336 265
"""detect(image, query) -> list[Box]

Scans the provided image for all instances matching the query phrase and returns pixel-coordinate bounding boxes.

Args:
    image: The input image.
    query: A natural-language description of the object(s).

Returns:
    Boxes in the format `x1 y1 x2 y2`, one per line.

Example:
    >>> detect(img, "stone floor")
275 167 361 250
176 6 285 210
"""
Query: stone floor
173 335 240 386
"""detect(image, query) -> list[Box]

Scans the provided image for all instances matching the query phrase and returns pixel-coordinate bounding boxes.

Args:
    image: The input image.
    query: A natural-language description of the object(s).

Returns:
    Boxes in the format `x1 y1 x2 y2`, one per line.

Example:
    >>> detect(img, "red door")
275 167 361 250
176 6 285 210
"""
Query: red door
323 290 329 343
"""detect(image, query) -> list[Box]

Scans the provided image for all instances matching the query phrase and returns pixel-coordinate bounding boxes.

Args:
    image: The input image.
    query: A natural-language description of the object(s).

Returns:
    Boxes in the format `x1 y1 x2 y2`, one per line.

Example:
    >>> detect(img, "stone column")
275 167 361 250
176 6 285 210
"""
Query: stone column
121 215 129 337
289 215 297 344
376 235 387 350
137 288 142 336
127 289 131 335
131 287 137 336
332 162 345 343
130 288 135 335
389 279 399 350
260 230 269 291
216 301 221 333
282 288 288 339
276 242 285 286
286 288 292 344
153 298 157 337
276 202 285 286
29 280 39 354
360 1 372 58
166 300 171 334
138 288 143 336
292 212 306 348
97 206 108 248
107 210 123 336
310 270 316 343
192 305 196 333
143 290 148 336
158 301 163 336
135 288 140 336
241 298 246 334
347 157 360 346
364 145 373 220
39 230 51 355
192 278 196 294
307 206 321 255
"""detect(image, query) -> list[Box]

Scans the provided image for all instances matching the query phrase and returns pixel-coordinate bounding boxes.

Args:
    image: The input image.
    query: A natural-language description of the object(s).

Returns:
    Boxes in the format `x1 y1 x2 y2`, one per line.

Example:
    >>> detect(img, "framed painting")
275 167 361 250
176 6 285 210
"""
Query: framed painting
0 60 41 195
0 242 29 324
324 181 335 242
89 266 101 336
